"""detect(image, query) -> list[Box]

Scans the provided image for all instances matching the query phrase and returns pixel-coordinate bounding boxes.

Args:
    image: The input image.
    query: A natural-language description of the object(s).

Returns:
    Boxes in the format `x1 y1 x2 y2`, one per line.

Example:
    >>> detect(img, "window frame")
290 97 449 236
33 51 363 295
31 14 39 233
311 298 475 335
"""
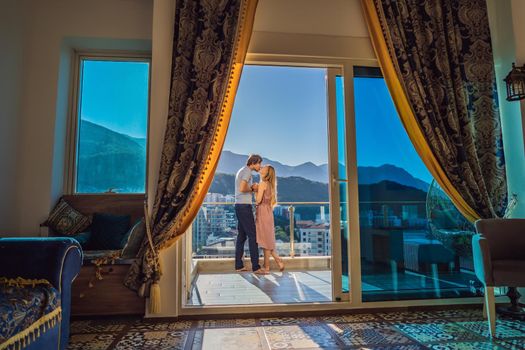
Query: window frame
65 51 152 195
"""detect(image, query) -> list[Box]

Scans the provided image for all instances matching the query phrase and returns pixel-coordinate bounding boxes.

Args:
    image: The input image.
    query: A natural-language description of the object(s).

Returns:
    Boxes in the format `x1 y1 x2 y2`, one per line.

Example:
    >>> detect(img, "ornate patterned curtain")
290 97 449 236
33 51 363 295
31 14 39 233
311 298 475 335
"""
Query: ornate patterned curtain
361 0 507 222
125 0 258 313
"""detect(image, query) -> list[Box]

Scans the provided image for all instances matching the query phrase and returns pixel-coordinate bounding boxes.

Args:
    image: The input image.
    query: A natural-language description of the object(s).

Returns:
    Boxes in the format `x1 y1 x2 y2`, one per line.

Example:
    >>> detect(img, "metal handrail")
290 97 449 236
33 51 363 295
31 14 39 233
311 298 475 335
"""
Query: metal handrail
201 201 329 205
201 201 427 205
196 200 429 258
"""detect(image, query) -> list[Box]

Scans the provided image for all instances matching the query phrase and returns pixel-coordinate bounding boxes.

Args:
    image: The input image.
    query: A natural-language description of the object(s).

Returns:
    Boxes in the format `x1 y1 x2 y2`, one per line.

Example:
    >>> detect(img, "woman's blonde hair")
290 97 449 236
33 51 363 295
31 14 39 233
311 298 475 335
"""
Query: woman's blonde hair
263 165 277 207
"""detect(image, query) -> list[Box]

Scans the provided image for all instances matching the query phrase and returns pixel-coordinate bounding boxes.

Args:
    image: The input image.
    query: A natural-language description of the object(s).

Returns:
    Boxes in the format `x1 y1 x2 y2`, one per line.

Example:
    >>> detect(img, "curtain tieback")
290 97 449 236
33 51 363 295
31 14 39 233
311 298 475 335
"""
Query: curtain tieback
143 199 161 314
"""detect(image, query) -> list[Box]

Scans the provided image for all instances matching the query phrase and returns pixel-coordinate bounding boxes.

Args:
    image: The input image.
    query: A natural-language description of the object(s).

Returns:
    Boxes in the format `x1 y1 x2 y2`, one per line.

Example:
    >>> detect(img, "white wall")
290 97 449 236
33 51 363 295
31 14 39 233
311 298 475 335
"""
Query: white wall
509 0 525 304
250 0 372 58
253 0 368 37
511 0 525 159
0 0 26 233
0 0 153 236
487 0 525 218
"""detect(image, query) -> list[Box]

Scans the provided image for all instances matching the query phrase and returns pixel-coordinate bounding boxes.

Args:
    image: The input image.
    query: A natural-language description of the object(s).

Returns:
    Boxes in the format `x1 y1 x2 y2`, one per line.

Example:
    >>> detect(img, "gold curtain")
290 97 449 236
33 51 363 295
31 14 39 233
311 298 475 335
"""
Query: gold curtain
125 0 258 313
361 0 508 222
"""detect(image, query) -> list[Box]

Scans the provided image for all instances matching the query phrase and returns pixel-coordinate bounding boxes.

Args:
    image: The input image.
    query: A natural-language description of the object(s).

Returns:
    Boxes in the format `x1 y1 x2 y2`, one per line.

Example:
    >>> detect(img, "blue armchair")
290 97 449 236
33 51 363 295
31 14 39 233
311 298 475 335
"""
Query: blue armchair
0 237 82 350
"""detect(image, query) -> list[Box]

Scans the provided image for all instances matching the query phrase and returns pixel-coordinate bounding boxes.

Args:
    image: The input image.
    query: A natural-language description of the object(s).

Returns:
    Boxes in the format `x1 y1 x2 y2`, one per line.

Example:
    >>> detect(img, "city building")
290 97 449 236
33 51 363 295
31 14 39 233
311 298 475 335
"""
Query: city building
297 222 331 256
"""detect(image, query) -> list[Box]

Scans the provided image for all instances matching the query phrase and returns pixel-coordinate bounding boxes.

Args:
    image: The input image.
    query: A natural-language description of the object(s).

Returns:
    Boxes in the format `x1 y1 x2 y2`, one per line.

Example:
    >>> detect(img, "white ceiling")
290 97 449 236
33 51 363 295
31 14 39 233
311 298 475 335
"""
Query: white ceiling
253 0 369 37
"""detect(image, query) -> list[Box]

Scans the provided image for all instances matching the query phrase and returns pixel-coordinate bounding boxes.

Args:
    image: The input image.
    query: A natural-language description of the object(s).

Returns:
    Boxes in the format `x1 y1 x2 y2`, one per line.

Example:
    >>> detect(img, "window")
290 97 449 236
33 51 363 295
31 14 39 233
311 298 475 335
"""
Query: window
71 55 150 193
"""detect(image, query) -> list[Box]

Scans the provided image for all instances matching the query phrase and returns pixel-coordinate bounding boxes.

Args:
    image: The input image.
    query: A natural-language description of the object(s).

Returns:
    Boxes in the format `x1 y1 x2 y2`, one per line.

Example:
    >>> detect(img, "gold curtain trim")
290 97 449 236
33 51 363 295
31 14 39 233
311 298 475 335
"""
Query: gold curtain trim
0 307 62 350
158 0 259 251
360 0 480 222
141 0 258 314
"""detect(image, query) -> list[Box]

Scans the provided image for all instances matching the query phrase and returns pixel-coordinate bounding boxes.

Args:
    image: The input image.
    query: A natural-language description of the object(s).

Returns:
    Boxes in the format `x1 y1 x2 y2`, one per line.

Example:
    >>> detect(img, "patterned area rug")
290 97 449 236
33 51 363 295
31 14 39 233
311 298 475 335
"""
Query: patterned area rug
68 308 525 349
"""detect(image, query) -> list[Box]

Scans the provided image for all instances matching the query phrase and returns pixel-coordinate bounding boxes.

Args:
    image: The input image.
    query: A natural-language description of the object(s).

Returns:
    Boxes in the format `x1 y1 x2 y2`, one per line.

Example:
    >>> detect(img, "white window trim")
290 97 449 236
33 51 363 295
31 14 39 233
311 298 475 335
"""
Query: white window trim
65 50 152 195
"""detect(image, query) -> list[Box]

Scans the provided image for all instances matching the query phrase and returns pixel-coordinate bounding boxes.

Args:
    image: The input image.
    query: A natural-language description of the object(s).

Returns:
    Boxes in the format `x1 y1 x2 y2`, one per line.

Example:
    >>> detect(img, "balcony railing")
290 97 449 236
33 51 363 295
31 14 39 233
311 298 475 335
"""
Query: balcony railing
193 201 331 258
192 200 442 259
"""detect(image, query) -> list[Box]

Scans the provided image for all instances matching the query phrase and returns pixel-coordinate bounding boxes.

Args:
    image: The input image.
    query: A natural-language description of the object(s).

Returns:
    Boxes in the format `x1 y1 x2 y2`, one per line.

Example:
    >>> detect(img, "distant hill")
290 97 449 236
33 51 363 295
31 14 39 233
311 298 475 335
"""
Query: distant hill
75 122 429 196
77 120 146 192
358 164 429 192
209 173 427 203
218 150 329 183
210 173 328 202
357 180 427 203
217 150 429 191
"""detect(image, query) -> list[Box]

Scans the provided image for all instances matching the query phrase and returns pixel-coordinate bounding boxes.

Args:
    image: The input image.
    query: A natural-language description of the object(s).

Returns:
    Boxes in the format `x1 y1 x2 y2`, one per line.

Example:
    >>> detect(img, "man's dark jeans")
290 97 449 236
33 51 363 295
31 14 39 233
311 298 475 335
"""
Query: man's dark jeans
234 204 260 271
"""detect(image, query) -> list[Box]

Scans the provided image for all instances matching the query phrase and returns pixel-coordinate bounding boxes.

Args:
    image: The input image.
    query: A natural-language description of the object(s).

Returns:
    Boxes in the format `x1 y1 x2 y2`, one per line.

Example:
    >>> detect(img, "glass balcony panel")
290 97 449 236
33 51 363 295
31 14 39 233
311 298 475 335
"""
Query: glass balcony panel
354 67 481 301
192 203 331 259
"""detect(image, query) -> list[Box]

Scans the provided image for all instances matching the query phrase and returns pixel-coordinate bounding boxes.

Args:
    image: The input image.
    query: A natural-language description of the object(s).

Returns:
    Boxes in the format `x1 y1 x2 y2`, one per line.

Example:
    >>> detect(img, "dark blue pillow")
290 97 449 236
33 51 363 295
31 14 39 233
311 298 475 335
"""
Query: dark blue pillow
88 213 131 250
71 231 91 249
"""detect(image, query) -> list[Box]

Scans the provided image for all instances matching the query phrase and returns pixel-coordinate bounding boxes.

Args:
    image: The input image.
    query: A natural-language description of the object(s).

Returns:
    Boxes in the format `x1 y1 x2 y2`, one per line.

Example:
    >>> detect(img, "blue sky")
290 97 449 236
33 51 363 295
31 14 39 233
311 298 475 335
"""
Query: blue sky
80 62 431 183
226 65 328 166
226 65 432 182
354 77 432 183
80 60 149 138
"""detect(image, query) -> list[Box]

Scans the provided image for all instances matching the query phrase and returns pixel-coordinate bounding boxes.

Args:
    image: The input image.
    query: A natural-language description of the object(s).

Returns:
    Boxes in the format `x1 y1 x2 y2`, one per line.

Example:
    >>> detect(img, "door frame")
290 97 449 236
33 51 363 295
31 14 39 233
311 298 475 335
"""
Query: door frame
173 54 490 317
327 66 347 302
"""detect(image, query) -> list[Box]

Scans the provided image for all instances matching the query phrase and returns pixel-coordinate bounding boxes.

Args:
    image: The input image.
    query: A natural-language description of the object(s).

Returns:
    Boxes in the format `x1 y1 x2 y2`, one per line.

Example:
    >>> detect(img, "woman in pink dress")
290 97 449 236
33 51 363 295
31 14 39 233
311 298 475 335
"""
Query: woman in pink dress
256 165 285 273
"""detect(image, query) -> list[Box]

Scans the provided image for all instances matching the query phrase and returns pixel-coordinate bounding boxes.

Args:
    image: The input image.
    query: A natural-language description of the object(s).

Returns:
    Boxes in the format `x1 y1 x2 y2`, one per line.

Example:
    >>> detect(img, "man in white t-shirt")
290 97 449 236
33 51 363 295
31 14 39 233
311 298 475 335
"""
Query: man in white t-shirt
234 154 264 273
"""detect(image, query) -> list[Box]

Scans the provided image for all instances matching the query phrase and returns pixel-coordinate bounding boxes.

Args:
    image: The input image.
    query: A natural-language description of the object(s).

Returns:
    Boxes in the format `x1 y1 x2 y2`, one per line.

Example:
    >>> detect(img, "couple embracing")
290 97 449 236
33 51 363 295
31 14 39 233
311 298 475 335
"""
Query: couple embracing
234 154 285 275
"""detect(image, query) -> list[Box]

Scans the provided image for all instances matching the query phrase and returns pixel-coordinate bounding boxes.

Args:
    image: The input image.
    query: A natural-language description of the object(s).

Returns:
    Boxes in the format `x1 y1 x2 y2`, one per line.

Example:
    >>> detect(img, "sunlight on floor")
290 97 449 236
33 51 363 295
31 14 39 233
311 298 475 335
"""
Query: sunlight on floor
189 270 333 305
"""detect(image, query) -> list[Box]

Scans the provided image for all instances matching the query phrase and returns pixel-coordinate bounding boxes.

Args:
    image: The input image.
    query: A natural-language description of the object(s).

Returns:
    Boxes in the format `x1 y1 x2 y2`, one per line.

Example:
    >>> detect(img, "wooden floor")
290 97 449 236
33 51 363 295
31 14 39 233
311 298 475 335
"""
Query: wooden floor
189 270 333 305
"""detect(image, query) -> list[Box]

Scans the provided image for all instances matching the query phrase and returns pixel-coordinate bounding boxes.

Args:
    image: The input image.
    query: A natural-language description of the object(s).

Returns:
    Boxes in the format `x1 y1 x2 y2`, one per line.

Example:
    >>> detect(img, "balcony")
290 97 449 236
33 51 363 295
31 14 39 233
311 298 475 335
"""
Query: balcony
186 200 481 306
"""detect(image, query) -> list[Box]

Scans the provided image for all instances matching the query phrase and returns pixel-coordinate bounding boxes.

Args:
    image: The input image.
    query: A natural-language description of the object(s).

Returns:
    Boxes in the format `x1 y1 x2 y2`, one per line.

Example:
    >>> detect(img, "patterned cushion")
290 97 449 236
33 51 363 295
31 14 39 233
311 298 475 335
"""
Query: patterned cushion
46 198 90 236
121 219 145 258
88 213 131 250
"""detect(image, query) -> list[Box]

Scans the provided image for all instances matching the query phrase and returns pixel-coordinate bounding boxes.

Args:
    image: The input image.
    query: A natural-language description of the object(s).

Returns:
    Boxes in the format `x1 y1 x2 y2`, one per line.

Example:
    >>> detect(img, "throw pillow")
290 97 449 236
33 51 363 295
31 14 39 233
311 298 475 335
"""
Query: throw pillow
71 231 91 249
46 198 91 236
88 213 131 250
121 219 146 258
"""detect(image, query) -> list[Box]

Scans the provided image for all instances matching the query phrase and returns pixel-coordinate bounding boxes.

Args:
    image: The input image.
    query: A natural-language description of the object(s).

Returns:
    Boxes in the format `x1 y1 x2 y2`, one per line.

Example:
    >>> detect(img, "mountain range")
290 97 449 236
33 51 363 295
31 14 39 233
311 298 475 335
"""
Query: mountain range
76 121 430 196
77 120 146 192
218 150 429 192
218 150 329 183
210 173 427 203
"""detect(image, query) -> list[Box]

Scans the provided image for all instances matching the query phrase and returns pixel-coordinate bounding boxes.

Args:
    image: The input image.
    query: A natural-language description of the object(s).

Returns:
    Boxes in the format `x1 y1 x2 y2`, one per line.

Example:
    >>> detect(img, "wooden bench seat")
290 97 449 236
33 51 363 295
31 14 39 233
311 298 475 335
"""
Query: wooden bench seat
59 194 146 316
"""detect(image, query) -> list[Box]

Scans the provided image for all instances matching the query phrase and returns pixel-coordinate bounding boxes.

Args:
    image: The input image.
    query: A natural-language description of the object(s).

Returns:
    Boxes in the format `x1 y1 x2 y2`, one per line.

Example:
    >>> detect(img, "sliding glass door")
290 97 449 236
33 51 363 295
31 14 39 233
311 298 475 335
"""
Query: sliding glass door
186 64 342 306
180 61 482 314
353 66 481 302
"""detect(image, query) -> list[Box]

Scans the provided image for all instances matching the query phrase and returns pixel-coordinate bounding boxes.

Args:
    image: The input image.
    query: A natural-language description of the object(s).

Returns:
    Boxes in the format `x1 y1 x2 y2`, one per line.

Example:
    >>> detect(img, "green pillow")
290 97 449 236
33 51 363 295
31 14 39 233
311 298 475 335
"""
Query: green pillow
121 219 146 258
88 213 131 250
72 231 91 249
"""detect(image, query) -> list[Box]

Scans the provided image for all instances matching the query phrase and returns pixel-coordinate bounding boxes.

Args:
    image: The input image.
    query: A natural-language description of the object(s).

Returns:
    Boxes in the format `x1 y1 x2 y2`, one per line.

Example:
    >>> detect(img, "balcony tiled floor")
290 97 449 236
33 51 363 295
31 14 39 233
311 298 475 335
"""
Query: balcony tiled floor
188 267 475 306
189 270 333 305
